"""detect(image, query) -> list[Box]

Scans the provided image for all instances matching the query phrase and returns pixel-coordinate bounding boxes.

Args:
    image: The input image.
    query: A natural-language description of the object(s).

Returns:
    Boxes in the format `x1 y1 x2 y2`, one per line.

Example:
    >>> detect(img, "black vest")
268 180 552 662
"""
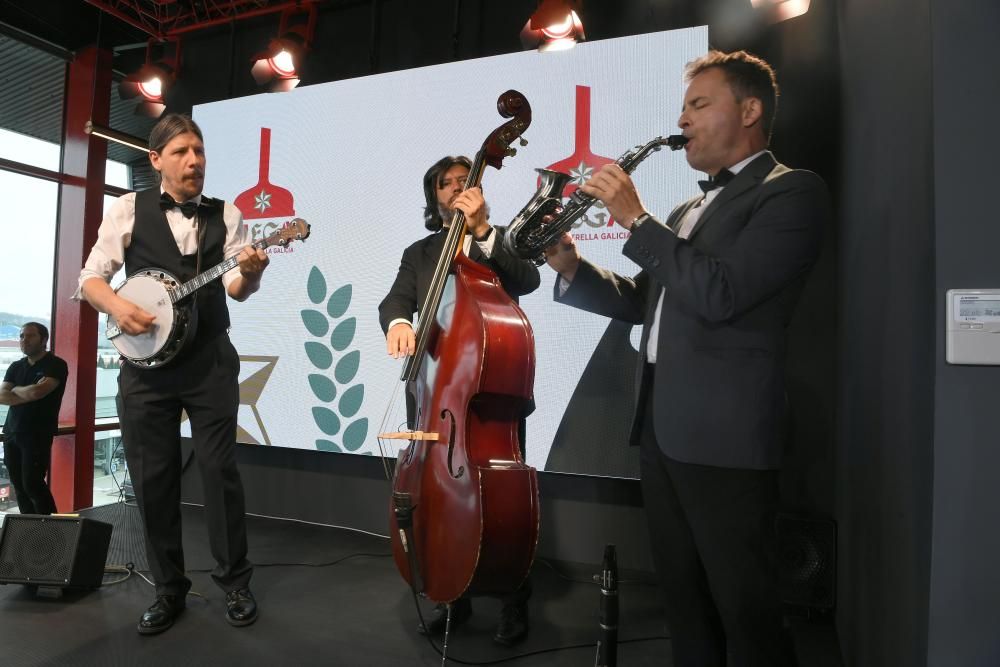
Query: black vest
126 188 231 350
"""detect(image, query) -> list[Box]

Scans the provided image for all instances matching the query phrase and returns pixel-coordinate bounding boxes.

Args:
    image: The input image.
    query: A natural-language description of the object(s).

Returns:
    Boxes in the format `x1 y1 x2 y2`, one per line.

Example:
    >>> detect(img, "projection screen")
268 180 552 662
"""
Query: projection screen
192 26 708 478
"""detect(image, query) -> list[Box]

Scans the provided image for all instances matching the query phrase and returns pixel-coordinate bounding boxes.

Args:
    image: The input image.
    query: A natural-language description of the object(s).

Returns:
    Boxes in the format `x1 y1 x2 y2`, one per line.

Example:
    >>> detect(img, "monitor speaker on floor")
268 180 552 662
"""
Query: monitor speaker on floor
0 514 112 589
776 513 836 613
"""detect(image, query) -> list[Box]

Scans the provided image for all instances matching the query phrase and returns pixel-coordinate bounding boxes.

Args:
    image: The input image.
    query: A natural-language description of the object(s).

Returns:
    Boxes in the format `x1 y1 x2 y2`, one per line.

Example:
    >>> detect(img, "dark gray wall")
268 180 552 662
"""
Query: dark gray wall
928 2 1000 665
836 1 935 665
837 0 1000 665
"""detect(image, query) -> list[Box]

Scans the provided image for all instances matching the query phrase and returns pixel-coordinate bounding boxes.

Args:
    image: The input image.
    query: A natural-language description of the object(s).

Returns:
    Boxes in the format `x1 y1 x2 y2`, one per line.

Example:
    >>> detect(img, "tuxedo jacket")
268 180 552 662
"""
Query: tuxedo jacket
557 152 829 470
378 226 540 333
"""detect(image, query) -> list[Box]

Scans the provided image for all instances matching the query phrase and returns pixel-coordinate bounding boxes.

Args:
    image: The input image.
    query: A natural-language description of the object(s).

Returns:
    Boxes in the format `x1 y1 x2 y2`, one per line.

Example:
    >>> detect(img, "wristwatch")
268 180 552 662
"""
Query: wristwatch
630 213 652 231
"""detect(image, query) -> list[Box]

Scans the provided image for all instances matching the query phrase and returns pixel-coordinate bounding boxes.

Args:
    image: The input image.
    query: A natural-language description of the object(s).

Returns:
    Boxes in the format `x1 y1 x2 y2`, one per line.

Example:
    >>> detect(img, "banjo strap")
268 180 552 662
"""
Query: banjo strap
193 208 208 302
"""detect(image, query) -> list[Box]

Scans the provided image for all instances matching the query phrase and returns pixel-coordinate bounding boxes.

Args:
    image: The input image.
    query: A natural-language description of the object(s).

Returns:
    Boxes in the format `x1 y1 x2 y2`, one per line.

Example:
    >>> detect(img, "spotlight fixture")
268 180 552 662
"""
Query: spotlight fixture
119 38 181 118
84 121 149 153
750 0 811 23
520 0 585 53
251 4 317 92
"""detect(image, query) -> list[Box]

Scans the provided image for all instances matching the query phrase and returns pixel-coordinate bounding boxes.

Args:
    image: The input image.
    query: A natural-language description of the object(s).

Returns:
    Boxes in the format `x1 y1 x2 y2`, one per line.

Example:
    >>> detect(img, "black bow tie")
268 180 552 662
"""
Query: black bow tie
159 192 199 219
697 168 735 194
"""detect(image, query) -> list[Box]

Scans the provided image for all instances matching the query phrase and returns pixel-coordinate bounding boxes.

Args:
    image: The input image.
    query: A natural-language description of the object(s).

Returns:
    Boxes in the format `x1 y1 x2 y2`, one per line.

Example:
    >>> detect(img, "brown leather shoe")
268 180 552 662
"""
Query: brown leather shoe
137 594 186 635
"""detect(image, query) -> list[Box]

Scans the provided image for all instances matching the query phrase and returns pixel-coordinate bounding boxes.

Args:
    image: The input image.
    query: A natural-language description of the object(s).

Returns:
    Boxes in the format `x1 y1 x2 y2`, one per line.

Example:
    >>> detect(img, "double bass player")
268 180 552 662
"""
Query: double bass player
379 153 540 646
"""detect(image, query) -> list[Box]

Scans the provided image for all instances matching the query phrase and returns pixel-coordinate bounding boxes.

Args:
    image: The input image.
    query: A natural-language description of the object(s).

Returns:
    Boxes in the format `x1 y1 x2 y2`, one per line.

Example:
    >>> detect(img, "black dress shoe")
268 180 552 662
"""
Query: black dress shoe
418 597 472 635
493 602 529 646
138 594 186 635
225 588 258 626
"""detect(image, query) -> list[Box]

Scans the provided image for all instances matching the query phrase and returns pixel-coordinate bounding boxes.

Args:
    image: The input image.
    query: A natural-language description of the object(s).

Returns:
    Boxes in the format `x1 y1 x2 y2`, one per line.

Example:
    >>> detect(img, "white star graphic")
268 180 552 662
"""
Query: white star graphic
254 189 272 213
569 160 593 186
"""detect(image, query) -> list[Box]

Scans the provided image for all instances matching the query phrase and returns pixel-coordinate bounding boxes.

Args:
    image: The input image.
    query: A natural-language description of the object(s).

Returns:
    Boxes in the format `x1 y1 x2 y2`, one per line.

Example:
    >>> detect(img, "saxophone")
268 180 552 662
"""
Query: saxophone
503 135 688 264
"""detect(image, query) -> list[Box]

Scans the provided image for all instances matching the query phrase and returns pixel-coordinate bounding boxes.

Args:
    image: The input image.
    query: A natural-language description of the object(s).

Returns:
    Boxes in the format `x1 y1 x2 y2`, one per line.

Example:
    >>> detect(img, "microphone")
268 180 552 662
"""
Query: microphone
594 544 619 667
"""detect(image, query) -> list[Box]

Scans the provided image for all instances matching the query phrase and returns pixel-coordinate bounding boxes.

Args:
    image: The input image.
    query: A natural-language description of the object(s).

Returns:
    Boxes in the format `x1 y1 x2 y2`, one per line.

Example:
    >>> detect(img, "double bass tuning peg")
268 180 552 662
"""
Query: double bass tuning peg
519 137 528 146
505 147 517 157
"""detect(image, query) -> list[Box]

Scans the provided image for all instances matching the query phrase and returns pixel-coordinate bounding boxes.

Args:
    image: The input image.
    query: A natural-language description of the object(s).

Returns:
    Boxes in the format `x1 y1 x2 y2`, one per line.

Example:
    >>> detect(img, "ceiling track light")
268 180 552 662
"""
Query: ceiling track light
750 0 811 23
520 0 585 53
251 4 318 92
118 37 181 118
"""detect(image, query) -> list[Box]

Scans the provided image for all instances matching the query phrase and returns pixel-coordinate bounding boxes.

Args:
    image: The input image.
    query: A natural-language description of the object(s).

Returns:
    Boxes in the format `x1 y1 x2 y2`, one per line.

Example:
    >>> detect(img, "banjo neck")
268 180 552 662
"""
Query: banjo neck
171 218 311 303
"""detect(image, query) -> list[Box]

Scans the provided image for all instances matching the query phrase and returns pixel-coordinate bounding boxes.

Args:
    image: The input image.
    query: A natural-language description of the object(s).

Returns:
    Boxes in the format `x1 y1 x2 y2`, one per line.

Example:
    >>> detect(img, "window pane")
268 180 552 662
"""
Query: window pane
92 194 126 508
106 160 129 189
0 171 57 431
0 129 60 171
0 34 66 173
0 171 57 513
96 194 125 423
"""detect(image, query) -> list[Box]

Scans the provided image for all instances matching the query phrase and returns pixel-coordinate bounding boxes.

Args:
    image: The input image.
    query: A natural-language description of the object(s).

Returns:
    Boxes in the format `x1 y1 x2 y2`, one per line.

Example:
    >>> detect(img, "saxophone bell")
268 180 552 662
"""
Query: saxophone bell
504 168 572 264
505 135 688 264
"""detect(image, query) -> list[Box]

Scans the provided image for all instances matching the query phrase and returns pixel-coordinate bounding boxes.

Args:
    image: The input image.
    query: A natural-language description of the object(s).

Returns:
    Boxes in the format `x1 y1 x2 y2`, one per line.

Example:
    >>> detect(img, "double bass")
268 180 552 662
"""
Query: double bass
382 90 539 609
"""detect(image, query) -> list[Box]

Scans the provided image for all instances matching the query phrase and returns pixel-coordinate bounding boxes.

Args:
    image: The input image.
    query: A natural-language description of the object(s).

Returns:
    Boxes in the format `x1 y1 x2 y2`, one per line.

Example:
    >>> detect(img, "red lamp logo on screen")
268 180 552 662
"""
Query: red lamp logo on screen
544 85 628 243
234 127 298 253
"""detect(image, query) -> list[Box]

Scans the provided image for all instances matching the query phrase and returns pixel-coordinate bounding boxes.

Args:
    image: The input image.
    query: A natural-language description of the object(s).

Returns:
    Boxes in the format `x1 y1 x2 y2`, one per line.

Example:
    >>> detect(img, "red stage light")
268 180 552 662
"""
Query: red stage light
521 0 585 53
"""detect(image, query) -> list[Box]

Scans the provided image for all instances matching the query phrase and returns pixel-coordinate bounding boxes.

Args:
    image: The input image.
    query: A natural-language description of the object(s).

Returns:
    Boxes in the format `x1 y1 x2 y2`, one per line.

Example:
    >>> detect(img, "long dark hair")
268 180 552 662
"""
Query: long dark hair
422 155 472 232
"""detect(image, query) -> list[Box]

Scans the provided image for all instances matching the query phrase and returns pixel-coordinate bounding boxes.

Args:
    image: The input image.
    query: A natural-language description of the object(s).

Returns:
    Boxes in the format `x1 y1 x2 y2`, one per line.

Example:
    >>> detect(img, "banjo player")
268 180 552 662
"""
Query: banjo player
77 113 268 636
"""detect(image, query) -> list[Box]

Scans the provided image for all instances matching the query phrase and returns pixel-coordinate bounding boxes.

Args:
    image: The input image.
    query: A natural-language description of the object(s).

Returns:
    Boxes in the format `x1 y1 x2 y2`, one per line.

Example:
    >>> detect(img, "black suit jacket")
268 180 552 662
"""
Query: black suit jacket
557 152 829 469
379 226 541 333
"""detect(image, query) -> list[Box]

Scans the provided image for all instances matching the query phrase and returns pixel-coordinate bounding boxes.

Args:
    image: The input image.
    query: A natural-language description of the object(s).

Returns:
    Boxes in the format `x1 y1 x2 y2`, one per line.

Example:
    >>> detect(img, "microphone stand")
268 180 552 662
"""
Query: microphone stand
594 544 619 667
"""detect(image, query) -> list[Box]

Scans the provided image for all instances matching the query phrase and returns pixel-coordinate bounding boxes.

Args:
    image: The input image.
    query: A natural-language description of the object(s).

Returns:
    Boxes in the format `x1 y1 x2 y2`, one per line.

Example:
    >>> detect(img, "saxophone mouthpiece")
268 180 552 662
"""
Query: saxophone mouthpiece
666 135 689 150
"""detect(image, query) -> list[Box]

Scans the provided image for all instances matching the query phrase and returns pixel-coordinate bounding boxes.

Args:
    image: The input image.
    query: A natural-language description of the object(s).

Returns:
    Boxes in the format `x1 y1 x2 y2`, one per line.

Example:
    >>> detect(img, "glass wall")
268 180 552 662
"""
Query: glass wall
0 130 130 513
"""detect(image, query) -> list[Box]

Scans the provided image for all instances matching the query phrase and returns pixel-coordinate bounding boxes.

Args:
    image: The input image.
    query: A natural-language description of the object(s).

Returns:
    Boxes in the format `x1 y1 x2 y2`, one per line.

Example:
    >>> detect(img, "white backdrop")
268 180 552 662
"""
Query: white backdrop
192 26 707 473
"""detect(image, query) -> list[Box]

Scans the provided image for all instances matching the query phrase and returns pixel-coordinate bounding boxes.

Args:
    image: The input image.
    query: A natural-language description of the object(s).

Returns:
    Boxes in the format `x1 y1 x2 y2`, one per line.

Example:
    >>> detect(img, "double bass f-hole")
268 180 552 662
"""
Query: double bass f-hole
441 409 464 479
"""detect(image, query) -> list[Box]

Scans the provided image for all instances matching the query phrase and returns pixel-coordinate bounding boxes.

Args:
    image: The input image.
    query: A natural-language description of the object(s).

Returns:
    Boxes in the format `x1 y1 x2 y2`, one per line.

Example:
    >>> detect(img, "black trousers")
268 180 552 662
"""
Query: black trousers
2 431 57 515
118 334 252 597
638 379 796 667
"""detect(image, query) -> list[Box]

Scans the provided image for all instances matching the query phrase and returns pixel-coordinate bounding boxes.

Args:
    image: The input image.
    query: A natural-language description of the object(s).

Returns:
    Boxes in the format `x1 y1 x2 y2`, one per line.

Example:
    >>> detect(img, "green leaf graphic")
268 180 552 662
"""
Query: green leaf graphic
316 439 341 452
312 407 342 435
339 384 364 417
330 318 356 351
306 271 367 455
304 342 333 370
301 309 329 337
307 267 327 304
334 350 361 384
343 418 369 452
327 284 352 318
308 374 337 402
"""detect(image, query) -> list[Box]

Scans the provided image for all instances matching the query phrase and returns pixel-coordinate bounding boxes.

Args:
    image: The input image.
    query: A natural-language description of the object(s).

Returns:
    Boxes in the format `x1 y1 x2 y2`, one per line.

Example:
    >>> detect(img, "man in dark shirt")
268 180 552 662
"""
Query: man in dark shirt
0 322 68 515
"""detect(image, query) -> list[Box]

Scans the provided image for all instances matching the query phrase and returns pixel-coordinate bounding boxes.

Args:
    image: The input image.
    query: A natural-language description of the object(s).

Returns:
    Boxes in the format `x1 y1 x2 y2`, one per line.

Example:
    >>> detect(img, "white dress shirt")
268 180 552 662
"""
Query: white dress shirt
76 189 249 298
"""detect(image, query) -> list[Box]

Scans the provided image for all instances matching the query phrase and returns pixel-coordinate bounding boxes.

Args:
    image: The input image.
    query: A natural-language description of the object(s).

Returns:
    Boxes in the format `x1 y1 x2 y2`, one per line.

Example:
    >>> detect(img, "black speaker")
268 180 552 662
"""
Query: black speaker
776 513 836 612
0 515 112 589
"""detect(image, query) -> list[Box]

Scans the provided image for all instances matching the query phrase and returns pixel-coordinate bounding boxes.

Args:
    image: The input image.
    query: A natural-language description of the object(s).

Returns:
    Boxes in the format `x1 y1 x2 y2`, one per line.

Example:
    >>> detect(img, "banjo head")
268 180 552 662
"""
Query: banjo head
110 271 179 363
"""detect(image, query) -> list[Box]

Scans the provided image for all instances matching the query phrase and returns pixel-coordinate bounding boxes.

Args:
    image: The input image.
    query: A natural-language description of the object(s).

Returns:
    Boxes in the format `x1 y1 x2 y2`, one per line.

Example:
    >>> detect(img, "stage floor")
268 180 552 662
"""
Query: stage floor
0 504 842 666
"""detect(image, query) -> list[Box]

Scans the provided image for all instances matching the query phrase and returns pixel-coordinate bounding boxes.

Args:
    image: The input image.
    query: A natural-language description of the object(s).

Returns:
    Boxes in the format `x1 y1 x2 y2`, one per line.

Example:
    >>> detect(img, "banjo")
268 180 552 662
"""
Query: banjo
106 218 310 369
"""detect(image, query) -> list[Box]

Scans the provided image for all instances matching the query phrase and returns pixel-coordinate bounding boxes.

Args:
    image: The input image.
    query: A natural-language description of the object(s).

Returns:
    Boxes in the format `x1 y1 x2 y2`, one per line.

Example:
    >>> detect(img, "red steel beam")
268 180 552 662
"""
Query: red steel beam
84 0 323 39
51 45 111 511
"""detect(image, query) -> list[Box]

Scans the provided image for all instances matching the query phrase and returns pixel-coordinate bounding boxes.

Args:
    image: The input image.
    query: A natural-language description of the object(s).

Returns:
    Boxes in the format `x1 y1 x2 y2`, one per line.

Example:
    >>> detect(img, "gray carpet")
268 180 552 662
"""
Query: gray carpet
0 504 840 666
